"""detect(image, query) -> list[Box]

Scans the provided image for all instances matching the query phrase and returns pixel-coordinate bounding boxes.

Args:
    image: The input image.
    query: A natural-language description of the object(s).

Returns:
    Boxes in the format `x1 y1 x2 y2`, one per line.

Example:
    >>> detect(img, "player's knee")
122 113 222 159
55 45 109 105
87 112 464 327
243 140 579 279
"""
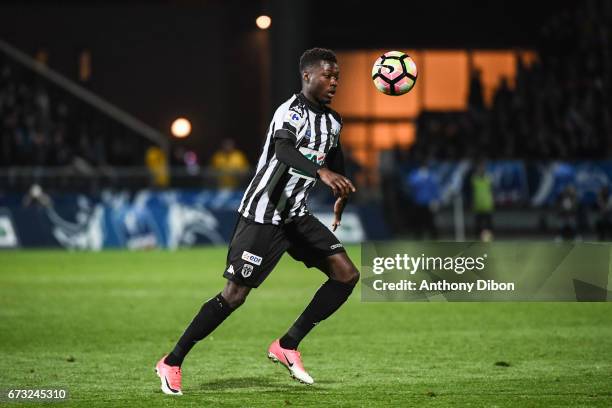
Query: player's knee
222 281 251 309
327 254 360 286
334 265 360 286
345 267 360 286
353 269 361 285
225 292 248 309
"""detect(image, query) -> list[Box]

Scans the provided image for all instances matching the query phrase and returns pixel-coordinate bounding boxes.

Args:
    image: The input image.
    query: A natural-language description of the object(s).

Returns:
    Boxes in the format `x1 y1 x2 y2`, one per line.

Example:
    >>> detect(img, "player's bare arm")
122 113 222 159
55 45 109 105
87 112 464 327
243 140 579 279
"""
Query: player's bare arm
332 196 348 231
324 138 353 229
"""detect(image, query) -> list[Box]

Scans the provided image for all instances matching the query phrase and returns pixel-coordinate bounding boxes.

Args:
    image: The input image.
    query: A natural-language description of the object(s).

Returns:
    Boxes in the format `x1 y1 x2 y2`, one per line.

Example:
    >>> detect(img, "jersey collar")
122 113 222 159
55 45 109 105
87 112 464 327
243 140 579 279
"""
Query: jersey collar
298 93 327 114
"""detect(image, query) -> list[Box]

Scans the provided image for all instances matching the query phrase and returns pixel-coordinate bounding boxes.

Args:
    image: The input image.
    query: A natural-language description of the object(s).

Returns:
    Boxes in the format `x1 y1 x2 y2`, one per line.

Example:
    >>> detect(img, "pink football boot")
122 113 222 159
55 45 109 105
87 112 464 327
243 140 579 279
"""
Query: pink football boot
155 355 183 395
267 339 314 385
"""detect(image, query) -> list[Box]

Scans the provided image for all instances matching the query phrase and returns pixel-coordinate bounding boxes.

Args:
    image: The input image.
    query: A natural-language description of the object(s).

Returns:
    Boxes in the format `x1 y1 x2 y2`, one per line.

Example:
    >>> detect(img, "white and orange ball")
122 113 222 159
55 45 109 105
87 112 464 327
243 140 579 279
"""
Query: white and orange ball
371 51 418 96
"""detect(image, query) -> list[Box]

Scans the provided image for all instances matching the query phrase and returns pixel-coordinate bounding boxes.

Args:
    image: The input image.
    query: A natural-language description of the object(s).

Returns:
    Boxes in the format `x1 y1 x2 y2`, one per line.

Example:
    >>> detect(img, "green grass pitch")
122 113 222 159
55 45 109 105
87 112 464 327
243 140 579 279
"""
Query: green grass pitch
0 247 611 407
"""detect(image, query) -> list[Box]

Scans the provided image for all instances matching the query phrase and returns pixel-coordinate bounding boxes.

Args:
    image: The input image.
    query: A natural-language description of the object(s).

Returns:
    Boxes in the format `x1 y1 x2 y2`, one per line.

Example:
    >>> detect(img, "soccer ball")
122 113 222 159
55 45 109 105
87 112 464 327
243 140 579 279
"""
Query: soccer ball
371 51 418 96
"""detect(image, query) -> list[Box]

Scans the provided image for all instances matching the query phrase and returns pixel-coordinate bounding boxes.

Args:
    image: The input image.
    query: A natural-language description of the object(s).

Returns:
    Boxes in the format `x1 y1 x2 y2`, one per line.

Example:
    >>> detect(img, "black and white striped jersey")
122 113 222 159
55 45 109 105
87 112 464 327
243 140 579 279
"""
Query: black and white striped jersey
238 93 342 225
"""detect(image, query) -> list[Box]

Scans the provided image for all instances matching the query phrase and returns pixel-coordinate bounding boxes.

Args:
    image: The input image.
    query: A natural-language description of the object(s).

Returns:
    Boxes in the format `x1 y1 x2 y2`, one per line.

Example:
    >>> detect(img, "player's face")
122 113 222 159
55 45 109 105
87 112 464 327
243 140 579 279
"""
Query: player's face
304 61 340 105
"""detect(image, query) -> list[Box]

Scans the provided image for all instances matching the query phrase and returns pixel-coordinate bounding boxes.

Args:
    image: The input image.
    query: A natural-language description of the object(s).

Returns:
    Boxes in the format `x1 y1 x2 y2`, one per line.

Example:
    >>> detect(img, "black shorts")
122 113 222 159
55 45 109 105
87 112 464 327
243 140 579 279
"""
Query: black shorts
222 214 346 288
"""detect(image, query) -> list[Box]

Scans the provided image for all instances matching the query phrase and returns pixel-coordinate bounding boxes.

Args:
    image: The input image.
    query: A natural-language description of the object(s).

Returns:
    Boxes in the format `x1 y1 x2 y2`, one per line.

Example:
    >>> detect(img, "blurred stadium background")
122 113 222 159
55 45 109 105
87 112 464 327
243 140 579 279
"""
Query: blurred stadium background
0 0 611 249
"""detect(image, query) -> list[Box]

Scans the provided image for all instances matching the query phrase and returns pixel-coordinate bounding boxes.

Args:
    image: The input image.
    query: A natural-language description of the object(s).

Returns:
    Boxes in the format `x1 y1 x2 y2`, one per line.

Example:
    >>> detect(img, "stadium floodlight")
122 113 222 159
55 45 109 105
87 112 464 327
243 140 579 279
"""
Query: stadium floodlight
171 117 191 138
256 15 271 30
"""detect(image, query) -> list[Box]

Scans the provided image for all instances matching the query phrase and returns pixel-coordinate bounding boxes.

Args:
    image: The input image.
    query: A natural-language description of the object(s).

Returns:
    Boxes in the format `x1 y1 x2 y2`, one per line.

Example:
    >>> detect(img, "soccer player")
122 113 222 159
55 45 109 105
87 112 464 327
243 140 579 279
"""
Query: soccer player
155 47 359 395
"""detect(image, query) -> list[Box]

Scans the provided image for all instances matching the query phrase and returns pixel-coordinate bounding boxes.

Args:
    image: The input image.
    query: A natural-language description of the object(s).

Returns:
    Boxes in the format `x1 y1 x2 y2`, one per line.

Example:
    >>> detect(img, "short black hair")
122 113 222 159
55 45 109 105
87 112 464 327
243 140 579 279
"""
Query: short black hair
299 47 337 72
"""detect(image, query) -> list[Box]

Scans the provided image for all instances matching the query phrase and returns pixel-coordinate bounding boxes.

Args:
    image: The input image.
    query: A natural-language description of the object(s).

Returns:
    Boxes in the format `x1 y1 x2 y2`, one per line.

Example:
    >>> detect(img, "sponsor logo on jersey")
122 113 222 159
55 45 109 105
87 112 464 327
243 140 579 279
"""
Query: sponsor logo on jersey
286 109 302 126
330 243 343 250
241 263 254 278
241 250 263 266
288 147 327 181
226 264 234 275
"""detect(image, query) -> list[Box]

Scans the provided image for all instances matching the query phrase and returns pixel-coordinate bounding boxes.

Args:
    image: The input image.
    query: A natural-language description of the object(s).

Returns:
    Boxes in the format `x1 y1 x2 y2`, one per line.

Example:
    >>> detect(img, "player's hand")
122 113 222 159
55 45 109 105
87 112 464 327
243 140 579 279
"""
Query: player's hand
317 168 356 198
331 196 347 231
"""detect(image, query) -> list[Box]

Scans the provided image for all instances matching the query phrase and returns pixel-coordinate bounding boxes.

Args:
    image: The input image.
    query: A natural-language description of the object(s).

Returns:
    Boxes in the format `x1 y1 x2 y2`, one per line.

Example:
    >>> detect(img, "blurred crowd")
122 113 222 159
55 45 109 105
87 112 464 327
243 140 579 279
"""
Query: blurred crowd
381 0 612 241
209 138 250 189
0 57 146 168
410 0 611 161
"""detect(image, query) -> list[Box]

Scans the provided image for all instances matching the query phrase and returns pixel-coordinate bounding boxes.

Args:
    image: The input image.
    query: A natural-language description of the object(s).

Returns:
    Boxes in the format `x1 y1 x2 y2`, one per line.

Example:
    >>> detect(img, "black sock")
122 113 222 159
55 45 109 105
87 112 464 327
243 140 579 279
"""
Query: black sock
279 279 355 350
164 293 233 366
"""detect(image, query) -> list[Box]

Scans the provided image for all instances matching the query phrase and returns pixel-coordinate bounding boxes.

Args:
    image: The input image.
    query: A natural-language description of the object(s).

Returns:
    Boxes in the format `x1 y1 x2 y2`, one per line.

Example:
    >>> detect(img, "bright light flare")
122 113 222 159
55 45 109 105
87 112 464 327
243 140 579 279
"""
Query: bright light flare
256 15 271 30
171 117 191 138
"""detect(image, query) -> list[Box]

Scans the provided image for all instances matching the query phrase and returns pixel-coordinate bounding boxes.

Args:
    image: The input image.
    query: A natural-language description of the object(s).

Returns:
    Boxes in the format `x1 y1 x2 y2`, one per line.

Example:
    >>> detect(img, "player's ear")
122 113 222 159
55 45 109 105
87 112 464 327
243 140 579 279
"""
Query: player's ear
302 70 309 83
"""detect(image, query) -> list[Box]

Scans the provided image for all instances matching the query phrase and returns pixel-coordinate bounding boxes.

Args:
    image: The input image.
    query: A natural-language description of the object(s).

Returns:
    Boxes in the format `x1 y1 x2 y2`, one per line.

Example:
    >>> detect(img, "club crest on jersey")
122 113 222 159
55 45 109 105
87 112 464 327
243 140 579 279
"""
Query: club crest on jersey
241 250 262 266
241 263 254 278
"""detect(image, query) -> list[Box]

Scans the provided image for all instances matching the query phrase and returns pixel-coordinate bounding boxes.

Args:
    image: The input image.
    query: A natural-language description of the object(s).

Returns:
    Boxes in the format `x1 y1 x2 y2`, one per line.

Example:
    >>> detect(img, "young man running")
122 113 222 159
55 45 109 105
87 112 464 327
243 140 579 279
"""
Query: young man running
156 47 359 395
